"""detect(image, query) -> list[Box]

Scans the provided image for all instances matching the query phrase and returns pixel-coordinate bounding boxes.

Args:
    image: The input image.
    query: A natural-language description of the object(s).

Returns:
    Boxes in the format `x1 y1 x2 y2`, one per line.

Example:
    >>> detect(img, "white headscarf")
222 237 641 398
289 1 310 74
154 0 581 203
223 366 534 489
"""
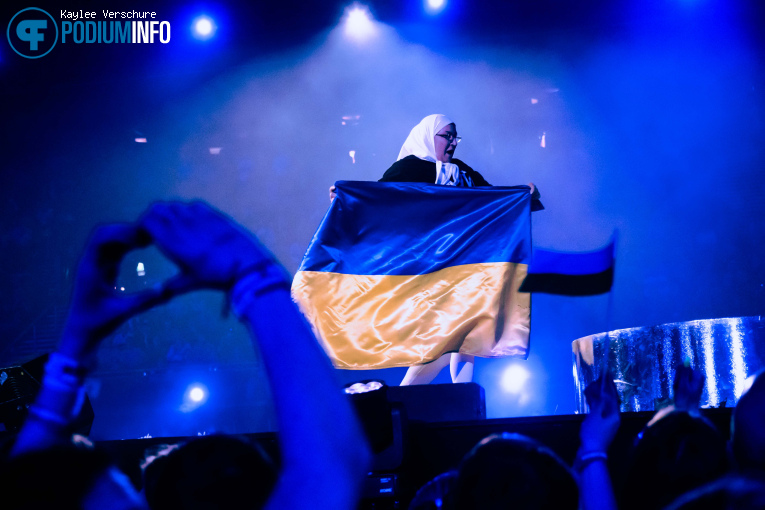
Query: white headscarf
397 114 461 186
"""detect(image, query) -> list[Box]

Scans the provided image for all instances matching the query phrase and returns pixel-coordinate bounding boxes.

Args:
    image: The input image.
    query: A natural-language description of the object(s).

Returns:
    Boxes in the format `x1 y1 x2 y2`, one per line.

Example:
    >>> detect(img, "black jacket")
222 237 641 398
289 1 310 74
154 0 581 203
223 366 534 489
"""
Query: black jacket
379 156 491 187
379 155 544 211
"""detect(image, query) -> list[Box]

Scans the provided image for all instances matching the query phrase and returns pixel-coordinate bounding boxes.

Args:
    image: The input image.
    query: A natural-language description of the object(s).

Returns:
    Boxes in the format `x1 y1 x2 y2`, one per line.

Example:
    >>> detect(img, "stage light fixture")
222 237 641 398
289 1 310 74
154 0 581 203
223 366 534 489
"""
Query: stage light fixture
192 15 216 40
425 0 446 13
344 380 395 455
501 364 530 394
344 5 375 41
181 383 209 412
189 387 205 402
344 380 384 395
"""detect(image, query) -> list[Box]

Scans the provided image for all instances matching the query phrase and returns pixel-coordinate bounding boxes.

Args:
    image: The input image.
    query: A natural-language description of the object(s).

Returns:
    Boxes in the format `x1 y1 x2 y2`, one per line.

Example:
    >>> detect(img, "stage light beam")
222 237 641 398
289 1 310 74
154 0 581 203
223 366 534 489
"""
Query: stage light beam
195 18 212 36
344 5 375 41
192 16 216 40
189 386 205 402
501 364 530 394
425 0 446 14
181 383 209 412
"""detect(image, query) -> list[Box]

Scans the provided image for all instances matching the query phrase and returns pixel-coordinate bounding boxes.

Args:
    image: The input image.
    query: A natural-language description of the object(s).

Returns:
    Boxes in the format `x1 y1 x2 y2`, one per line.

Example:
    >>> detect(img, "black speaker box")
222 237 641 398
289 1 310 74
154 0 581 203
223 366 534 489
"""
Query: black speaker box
387 382 485 422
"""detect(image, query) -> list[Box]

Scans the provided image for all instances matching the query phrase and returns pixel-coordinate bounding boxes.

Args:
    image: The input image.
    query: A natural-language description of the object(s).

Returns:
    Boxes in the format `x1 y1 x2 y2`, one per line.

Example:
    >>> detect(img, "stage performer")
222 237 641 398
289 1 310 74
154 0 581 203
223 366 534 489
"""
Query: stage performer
328 114 540 386
381 114 540 386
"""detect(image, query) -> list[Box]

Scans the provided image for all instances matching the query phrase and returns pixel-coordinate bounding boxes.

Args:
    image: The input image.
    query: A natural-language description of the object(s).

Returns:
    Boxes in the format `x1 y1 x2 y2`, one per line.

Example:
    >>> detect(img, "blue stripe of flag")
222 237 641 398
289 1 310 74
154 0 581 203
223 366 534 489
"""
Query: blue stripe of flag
298 181 531 276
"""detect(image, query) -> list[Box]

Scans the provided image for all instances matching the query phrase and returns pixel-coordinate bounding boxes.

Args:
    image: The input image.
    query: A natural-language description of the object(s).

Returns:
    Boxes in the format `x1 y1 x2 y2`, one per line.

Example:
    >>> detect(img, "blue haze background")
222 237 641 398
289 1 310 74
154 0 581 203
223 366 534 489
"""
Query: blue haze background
1 0 763 439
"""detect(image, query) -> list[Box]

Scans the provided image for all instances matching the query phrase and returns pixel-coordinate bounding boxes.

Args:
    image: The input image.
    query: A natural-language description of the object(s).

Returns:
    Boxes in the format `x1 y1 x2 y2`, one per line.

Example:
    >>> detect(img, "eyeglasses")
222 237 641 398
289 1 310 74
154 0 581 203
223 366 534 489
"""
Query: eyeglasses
436 133 462 144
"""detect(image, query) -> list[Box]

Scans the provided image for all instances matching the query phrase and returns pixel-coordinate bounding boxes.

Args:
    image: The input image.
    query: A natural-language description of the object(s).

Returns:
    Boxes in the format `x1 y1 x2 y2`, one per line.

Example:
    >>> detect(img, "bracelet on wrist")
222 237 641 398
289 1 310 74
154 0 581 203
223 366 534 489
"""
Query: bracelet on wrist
34 352 89 424
574 451 608 472
45 352 89 387
28 405 71 428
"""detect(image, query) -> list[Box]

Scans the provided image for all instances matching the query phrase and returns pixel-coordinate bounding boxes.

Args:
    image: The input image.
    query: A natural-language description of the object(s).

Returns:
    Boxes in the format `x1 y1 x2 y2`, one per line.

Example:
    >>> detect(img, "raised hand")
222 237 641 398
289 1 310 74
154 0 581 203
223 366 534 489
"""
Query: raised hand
528 182 540 200
13 223 174 458
59 223 172 363
673 364 704 413
139 201 284 294
580 373 621 454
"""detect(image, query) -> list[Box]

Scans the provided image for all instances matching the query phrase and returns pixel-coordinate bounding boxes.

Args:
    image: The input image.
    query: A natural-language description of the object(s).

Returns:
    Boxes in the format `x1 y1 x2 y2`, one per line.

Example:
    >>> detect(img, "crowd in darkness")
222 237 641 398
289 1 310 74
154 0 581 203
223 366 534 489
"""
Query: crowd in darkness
1 201 764 509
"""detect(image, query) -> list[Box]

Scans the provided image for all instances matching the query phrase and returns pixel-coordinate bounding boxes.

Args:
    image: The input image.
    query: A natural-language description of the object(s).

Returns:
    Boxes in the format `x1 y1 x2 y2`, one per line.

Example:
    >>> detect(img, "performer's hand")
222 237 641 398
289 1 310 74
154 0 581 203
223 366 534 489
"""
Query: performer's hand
580 373 621 453
673 364 704 413
139 201 282 293
528 182 541 201
59 224 172 363
329 185 337 202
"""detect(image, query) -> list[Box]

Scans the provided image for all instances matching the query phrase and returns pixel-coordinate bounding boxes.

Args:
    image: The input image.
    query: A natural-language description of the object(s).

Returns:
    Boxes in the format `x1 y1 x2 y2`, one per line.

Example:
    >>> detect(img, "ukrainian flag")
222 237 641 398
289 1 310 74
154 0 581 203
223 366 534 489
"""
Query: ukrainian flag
292 181 532 369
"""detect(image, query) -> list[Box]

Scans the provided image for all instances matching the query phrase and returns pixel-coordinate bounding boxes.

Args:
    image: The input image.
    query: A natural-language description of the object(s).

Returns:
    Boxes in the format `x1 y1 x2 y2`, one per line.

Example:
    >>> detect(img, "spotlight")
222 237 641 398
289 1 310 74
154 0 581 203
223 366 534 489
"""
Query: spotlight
189 387 205 402
181 383 208 412
501 364 530 394
192 15 216 40
344 380 384 395
344 4 375 41
425 0 446 14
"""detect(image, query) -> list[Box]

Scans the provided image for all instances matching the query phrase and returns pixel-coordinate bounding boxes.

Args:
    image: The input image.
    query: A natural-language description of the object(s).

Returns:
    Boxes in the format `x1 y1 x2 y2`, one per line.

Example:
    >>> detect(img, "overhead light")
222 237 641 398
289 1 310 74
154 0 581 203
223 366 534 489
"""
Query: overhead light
192 15 216 40
181 383 209 412
425 0 446 14
344 5 375 41
189 387 205 402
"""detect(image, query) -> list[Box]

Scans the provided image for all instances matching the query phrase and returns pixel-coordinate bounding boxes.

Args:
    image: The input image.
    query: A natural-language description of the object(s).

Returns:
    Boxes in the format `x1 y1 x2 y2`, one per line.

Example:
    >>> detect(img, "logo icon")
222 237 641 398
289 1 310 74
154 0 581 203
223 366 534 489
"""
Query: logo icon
7 7 58 59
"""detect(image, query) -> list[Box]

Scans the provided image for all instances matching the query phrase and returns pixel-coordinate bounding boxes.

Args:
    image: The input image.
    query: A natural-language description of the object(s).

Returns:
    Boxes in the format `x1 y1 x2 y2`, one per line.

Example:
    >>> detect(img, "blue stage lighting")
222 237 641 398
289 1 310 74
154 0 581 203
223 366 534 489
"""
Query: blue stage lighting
192 15 216 40
425 0 446 14
344 4 375 41
189 386 205 402
181 383 209 412
501 364 530 394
